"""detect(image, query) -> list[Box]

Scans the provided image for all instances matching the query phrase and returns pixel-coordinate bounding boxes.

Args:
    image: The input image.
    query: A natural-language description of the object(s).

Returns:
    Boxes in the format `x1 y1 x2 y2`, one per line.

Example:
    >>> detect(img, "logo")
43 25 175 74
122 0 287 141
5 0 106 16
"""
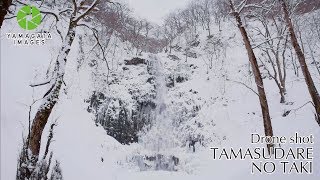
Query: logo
17 5 42 30
6 5 51 46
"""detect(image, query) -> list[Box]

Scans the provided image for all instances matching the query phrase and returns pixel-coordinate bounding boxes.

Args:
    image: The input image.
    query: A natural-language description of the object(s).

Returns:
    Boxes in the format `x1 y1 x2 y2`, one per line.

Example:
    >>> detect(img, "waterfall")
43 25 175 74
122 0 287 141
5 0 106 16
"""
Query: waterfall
131 54 180 171
139 54 177 153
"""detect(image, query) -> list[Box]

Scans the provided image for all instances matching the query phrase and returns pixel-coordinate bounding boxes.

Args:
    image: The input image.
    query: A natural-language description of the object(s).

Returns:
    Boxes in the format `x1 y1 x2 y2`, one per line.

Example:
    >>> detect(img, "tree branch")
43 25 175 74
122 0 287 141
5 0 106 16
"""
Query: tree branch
226 78 259 96
30 80 51 87
73 0 101 23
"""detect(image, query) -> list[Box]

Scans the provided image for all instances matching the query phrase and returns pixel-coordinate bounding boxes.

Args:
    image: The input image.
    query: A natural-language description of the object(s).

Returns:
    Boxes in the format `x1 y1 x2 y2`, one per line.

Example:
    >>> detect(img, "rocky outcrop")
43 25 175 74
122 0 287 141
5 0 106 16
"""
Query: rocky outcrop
87 56 160 144
124 57 147 65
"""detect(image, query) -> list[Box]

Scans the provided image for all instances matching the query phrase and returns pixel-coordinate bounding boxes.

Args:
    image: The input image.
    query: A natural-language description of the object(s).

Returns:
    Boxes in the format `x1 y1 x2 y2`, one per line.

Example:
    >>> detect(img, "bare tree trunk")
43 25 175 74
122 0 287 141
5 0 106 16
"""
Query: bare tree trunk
0 0 12 27
307 42 320 76
273 52 287 103
228 0 274 153
29 22 77 160
279 0 320 126
207 21 211 37
281 35 288 93
262 49 286 103
290 46 299 77
275 49 287 103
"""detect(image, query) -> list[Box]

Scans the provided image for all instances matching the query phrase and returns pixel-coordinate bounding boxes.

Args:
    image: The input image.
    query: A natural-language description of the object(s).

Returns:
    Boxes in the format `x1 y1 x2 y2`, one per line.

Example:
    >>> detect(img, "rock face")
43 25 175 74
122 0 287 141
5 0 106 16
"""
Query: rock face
124 57 147 65
87 96 155 144
176 75 187 83
87 92 156 145
86 56 158 145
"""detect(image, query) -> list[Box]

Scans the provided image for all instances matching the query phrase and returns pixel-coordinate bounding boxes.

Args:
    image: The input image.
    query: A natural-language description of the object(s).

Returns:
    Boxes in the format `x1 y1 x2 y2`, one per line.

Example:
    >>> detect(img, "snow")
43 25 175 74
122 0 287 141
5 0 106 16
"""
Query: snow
1 21 53 179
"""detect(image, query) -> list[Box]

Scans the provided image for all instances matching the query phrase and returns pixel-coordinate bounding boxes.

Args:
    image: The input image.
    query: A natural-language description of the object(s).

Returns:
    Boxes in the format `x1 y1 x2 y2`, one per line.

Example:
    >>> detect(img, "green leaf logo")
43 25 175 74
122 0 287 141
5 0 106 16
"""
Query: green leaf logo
17 5 42 30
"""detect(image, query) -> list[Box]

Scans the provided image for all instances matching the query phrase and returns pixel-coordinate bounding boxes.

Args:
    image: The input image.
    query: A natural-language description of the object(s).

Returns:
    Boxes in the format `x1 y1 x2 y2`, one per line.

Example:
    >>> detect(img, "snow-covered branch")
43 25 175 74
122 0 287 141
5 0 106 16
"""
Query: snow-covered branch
73 0 101 23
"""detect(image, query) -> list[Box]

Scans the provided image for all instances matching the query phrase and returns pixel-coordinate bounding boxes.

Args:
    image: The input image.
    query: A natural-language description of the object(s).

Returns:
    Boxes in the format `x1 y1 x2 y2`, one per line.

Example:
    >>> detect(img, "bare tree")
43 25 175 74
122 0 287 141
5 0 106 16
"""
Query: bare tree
163 13 182 53
29 0 103 159
251 8 289 103
279 0 320 126
188 2 200 34
304 12 320 76
203 34 227 70
15 0 114 178
138 20 153 55
212 0 228 31
198 0 213 37
228 0 274 153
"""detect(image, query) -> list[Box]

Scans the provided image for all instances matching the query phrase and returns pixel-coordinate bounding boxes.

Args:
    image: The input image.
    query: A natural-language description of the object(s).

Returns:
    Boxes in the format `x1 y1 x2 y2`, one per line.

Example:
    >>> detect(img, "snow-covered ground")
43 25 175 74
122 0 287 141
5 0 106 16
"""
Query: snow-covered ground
1 9 320 180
